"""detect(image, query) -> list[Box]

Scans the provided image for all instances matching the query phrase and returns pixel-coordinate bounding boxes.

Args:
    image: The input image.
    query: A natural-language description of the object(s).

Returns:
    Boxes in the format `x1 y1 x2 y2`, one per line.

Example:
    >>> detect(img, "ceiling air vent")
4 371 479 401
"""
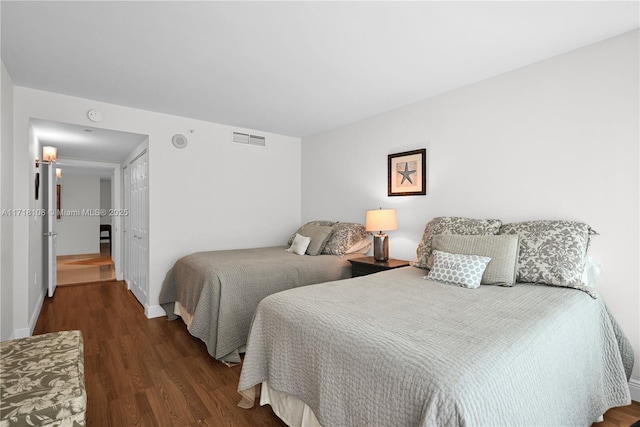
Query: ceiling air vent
232 131 266 147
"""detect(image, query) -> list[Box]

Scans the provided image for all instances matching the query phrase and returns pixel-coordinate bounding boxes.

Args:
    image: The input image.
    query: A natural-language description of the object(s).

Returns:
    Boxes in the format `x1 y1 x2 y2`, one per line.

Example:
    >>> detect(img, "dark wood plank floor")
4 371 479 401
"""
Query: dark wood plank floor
33 281 639 427
34 281 285 427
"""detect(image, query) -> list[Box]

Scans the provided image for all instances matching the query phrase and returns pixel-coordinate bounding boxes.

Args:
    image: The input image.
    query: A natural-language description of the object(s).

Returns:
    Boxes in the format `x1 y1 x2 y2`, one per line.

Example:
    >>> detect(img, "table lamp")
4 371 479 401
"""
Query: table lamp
365 208 398 262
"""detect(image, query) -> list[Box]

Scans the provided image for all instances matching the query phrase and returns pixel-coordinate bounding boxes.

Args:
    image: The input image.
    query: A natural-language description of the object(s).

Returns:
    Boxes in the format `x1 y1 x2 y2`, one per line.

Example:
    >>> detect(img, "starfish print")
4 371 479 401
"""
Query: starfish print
398 162 416 184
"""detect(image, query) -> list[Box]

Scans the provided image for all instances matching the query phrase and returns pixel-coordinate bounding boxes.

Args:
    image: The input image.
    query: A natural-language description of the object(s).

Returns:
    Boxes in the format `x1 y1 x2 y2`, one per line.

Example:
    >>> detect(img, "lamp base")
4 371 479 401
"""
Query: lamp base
373 233 389 262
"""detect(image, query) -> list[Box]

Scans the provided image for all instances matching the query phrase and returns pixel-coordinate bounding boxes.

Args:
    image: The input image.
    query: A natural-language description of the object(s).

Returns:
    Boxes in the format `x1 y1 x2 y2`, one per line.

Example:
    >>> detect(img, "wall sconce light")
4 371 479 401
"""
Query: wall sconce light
42 146 58 163
36 146 59 167
365 208 399 262
34 146 58 200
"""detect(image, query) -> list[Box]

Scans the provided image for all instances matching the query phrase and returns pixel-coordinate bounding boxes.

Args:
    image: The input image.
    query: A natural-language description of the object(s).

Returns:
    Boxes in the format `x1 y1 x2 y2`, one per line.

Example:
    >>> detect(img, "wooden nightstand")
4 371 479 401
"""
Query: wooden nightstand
349 256 411 277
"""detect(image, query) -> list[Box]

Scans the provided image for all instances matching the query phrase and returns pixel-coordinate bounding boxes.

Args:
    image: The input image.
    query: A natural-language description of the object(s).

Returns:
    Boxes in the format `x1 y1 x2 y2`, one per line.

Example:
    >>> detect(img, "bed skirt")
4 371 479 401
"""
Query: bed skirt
247 382 607 427
260 382 322 427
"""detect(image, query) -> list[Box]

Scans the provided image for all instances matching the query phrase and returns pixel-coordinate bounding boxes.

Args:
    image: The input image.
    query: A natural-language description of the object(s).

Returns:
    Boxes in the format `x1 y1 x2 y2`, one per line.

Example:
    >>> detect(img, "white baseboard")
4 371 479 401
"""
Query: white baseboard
13 328 30 339
13 289 46 339
29 289 46 335
145 304 165 319
629 377 640 402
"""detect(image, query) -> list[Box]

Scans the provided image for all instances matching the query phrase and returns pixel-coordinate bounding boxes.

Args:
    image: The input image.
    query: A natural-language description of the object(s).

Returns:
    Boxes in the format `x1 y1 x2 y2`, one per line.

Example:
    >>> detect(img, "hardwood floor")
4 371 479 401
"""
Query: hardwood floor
57 243 115 286
33 281 285 427
33 281 639 427
598 401 640 427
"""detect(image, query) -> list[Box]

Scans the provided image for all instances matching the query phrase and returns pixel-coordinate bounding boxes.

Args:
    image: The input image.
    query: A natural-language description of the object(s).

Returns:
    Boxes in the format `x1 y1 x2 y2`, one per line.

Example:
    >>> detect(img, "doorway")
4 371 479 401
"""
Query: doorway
56 173 116 286
31 119 148 297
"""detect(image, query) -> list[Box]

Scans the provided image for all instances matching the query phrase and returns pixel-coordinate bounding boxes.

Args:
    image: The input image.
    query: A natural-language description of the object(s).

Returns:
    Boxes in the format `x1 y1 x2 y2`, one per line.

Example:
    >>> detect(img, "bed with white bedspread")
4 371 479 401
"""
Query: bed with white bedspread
238 267 633 426
238 217 634 427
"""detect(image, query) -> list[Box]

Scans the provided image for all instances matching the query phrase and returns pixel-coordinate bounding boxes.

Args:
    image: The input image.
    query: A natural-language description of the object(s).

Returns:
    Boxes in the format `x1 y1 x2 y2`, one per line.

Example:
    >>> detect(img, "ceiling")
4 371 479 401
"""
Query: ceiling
3 1 639 138
32 119 147 169
31 119 147 164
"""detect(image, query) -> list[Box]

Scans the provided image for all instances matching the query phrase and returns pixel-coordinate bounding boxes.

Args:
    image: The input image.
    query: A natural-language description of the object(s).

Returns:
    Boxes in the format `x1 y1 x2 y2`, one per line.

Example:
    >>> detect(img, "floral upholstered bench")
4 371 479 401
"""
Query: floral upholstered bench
0 330 86 426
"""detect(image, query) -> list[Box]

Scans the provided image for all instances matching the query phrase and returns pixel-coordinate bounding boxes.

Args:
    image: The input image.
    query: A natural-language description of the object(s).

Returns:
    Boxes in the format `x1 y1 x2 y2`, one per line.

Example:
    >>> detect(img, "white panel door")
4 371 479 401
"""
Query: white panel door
128 151 149 307
43 163 58 297
130 163 139 299
123 165 130 287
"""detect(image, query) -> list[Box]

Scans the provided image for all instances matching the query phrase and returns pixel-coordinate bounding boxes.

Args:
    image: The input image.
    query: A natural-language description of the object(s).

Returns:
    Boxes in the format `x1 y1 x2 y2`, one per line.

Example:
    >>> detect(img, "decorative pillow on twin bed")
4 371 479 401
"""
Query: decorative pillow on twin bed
426 250 492 289
499 220 597 298
322 222 369 256
296 223 334 255
413 217 502 269
429 234 520 286
288 220 335 246
286 233 311 255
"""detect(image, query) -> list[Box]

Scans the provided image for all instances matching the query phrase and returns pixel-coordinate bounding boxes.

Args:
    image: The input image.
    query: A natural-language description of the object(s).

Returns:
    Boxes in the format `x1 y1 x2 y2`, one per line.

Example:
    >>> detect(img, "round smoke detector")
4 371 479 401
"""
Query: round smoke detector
87 109 103 122
172 134 188 149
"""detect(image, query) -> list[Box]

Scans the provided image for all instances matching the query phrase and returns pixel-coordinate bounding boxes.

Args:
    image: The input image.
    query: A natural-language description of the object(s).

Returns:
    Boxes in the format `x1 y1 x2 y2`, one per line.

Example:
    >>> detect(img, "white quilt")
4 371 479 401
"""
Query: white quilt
239 266 632 426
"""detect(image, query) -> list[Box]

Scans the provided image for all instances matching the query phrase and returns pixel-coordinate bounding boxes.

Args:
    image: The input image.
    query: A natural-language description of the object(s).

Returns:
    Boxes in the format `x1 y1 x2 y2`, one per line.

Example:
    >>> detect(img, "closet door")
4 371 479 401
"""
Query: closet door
123 165 130 285
128 150 149 307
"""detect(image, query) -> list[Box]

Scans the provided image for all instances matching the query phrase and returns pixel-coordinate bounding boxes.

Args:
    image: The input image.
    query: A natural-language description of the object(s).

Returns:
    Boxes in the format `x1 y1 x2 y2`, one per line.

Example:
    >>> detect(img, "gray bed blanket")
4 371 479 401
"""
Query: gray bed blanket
238 266 633 427
159 246 353 363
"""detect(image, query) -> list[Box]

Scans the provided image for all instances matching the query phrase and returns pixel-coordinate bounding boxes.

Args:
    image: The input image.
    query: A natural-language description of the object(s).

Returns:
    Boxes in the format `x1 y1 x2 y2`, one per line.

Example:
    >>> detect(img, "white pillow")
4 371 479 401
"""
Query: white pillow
425 250 491 289
286 233 311 255
344 237 372 255
582 256 602 288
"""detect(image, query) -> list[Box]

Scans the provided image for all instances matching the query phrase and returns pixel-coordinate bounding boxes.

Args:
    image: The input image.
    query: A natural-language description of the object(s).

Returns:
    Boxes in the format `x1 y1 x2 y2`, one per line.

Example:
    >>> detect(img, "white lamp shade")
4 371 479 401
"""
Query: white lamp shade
365 209 398 232
42 146 58 163
56 168 62 179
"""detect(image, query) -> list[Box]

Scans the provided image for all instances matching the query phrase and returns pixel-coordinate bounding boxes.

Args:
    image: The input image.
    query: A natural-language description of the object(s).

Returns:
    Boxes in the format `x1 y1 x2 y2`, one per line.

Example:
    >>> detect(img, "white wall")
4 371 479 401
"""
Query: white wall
27 123 45 337
11 87 301 328
1 61 15 340
56 174 101 256
302 30 640 382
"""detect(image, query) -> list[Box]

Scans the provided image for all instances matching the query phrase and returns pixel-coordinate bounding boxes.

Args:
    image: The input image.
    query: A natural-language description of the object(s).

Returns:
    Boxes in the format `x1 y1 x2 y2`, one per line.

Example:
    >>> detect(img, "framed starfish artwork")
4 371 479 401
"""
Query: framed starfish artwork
387 149 426 196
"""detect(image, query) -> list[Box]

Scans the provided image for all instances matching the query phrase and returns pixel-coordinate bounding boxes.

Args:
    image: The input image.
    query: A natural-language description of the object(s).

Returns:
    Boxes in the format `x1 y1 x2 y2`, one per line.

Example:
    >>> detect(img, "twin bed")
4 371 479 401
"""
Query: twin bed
160 217 634 426
159 221 369 364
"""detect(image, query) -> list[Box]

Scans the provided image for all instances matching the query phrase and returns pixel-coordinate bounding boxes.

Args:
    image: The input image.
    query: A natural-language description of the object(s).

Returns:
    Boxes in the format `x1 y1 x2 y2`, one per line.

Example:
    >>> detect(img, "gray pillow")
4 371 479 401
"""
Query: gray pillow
288 220 335 246
429 234 519 286
413 217 502 269
297 224 334 256
499 220 597 298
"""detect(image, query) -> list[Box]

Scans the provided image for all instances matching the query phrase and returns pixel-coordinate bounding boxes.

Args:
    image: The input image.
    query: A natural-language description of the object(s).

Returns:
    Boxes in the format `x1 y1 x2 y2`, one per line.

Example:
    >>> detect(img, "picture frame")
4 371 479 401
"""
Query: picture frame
388 149 426 196
56 184 61 219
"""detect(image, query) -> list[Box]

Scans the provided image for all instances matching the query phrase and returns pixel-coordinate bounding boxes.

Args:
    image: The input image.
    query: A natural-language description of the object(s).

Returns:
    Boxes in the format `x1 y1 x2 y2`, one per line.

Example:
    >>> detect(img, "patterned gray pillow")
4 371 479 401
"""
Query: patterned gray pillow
426 250 492 289
322 222 369 256
288 220 335 246
499 220 597 298
413 217 502 269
